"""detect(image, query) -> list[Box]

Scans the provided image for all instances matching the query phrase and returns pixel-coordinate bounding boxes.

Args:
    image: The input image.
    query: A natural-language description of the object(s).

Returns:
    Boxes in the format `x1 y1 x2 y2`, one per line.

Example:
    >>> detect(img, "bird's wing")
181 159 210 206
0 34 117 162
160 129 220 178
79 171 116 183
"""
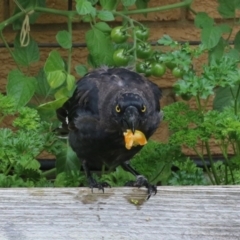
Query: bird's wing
56 72 100 131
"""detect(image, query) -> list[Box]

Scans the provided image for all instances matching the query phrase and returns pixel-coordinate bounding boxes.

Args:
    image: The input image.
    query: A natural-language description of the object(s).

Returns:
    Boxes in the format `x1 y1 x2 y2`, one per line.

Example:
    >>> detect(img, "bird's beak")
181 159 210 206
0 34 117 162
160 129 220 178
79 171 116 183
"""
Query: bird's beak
123 106 139 134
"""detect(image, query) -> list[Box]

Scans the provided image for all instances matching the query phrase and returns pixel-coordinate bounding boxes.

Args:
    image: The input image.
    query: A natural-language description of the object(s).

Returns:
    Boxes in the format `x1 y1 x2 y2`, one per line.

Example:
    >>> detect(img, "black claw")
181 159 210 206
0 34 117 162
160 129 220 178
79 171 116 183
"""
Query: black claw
125 175 157 200
89 179 111 193
146 184 157 200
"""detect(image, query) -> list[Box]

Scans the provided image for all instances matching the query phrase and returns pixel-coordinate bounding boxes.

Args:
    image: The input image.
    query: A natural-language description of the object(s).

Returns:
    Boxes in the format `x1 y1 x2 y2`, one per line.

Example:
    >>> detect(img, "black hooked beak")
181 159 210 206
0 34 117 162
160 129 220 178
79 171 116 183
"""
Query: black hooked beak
123 106 139 134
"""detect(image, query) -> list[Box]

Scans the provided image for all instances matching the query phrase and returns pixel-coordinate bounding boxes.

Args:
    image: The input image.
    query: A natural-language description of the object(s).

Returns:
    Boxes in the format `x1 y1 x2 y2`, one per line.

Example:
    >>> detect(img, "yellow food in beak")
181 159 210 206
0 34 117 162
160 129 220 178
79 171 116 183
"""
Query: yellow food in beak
123 129 147 150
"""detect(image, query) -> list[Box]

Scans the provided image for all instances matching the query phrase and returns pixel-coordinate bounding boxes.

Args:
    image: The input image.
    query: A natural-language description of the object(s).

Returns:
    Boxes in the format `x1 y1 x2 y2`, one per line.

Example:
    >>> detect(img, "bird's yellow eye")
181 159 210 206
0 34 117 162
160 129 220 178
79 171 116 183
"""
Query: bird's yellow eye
115 105 121 113
141 105 146 112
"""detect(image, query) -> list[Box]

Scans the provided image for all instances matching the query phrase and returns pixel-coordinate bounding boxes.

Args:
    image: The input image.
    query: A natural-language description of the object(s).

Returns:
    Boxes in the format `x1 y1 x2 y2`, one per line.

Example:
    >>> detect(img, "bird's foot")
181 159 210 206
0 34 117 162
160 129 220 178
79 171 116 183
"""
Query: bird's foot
88 178 111 193
125 175 157 200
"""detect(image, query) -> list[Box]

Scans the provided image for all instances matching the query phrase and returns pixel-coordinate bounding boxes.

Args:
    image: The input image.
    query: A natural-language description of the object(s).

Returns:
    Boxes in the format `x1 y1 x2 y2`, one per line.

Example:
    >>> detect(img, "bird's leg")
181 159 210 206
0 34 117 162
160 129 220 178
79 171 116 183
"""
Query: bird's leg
121 161 157 200
82 160 110 193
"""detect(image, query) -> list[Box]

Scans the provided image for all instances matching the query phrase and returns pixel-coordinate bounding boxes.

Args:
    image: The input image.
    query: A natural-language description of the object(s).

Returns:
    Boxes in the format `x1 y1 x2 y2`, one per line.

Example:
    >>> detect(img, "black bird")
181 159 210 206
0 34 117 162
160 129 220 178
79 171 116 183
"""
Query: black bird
57 67 162 199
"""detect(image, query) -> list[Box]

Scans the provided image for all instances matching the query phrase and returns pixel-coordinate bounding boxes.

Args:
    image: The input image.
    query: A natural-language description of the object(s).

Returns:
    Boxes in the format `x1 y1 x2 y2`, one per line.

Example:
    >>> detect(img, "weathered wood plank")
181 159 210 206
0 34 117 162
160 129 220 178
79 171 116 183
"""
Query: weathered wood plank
0 186 240 239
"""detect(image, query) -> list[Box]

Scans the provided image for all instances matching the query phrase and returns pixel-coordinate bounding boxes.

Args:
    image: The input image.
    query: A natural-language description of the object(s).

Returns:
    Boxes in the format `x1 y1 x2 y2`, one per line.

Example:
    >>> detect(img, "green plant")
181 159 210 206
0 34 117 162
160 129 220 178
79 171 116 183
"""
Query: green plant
151 62 166 77
111 26 129 43
0 94 61 186
0 0 193 185
168 158 208 186
161 0 240 185
134 26 150 41
99 141 182 186
131 141 182 185
113 48 132 66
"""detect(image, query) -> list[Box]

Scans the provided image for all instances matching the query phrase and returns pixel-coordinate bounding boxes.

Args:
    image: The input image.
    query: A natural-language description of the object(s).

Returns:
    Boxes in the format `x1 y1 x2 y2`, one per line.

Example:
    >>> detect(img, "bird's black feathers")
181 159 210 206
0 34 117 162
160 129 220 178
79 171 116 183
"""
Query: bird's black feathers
57 67 162 198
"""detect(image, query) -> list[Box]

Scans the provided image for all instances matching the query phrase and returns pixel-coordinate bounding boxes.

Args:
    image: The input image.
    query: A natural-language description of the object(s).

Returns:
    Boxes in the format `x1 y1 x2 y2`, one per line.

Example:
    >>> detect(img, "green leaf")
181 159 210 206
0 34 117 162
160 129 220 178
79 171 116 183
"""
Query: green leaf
75 64 88 76
56 144 81 174
66 74 76 91
88 0 98 4
226 48 240 61
56 30 72 49
54 87 71 99
97 10 115 21
208 37 227 64
217 0 240 18
158 35 178 47
213 86 240 111
136 0 148 9
35 68 55 97
218 24 232 34
234 30 240 52
85 27 115 66
47 71 66 89
44 50 65 72
21 158 41 170
44 50 66 88
201 26 222 49
94 22 112 33
194 12 214 29
13 35 40 66
7 69 37 108
121 0 136 7
87 54 98 68
76 0 95 15
100 0 118 10
12 0 46 30
38 97 68 110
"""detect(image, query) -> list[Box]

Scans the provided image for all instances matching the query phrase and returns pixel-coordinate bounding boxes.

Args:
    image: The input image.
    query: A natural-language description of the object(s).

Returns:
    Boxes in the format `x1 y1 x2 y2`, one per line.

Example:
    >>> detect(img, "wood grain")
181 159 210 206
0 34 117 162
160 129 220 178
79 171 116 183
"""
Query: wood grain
0 186 240 240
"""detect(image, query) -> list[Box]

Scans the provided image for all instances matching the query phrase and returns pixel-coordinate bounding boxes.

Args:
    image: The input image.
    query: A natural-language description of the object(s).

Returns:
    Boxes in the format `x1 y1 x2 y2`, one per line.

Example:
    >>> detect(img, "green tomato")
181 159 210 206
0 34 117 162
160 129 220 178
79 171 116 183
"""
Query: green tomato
150 51 165 63
165 61 176 70
134 26 149 41
113 48 131 66
143 61 152 77
136 42 152 59
136 62 146 73
111 26 128 44
172 67 183 78
135 61 152 76
151 62 166 77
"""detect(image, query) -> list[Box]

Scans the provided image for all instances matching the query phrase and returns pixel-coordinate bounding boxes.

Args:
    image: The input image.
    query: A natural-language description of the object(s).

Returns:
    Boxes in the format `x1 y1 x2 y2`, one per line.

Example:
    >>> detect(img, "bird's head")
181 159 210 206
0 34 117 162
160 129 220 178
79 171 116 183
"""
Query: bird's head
112 93 147 134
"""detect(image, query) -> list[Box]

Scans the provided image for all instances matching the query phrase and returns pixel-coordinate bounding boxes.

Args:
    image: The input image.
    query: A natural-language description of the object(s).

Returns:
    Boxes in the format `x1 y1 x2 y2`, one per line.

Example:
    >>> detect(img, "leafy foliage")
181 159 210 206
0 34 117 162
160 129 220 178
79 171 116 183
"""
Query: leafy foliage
168 158 208 186
4 0 240 187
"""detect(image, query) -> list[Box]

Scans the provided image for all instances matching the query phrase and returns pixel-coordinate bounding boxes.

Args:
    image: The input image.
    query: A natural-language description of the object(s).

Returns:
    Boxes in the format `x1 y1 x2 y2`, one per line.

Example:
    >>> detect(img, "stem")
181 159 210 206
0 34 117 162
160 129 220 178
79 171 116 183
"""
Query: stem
205 141 220 185
0 31 21 71
202 96 210 112
193 146 215 184
0 0 193 30
67 16 73 74
220 141 234 184
234 84 240 115
116 0 193 15
188 7 197 15
4 151 14 176
42 168 56 177
196 95 202 113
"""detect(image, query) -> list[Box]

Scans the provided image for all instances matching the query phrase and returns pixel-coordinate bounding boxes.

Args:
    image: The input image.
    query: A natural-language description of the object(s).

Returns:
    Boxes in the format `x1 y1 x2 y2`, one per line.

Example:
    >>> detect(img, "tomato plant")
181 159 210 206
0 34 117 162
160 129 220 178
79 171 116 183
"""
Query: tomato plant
111 26 128 44
134 26 149 41
151 62 166 77
135 61 152 76
165 61 177 70
136 61 146 73
113 48 131 66
136 42 152 59
172 67 183 78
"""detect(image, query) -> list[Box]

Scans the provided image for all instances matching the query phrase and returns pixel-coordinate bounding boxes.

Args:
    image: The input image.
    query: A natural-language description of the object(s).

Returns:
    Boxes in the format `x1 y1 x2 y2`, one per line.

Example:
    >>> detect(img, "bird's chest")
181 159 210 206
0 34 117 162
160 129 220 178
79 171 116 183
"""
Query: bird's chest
70 130 141 169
